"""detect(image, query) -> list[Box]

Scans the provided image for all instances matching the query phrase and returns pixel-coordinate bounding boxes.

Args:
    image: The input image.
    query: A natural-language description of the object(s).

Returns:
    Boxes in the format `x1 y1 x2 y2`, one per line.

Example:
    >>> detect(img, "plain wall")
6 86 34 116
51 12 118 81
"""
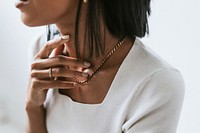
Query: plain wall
0 0 199 132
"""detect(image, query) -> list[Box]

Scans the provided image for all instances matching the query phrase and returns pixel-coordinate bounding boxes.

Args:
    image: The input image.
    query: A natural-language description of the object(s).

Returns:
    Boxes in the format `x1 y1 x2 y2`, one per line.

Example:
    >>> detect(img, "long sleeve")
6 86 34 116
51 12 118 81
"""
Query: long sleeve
122 69 185 133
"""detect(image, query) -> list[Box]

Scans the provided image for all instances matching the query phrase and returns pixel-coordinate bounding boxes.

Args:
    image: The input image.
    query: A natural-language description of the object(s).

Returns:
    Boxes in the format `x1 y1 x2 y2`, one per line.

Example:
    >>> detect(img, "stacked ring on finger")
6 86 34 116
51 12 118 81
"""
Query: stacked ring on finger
49 68 58 80
49 68 53 79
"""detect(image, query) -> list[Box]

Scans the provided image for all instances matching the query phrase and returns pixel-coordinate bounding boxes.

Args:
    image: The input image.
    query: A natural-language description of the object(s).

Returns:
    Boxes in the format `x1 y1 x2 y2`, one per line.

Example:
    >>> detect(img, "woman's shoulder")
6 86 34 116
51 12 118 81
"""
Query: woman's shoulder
121 40 185 132
122 37 185 98
127 38 182 78
134 38 174 69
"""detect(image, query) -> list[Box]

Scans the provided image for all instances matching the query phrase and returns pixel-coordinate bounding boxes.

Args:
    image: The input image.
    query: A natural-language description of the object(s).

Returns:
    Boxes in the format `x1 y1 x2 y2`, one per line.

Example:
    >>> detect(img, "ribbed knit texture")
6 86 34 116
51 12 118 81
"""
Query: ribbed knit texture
30 36 184 133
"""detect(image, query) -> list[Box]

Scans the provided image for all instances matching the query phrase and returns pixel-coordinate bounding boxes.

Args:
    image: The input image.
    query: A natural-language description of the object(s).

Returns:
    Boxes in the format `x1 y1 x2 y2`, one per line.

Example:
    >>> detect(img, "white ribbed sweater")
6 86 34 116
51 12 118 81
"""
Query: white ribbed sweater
30 36 184 133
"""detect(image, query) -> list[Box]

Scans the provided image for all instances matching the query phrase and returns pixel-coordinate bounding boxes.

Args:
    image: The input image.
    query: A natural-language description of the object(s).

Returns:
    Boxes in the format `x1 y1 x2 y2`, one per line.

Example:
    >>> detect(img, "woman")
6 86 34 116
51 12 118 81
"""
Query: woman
15 0 184 133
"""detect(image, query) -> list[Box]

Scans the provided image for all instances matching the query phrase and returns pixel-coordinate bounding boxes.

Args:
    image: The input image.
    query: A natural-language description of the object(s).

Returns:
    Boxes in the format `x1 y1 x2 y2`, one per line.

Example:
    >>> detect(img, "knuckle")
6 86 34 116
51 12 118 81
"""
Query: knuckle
31 62 38 69
30 70 37 78
31 59 41 69
54 68 61 75
31 78 40 89
56 56 64 64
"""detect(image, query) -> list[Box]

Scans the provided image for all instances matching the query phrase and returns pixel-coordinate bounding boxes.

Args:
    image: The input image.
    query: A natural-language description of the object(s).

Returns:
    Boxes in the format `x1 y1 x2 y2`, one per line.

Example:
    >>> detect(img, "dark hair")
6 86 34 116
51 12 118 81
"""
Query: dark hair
102 0 151 37
49 0 151 58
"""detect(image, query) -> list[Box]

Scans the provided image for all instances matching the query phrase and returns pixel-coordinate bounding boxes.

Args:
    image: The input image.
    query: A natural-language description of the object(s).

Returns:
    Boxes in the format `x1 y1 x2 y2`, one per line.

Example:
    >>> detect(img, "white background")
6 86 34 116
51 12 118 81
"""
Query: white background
0 0 199 132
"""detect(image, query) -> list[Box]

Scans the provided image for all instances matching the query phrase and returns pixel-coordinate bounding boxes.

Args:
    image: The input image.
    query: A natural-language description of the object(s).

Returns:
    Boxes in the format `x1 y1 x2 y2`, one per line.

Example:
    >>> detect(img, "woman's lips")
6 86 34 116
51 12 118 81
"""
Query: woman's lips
15 0 29 8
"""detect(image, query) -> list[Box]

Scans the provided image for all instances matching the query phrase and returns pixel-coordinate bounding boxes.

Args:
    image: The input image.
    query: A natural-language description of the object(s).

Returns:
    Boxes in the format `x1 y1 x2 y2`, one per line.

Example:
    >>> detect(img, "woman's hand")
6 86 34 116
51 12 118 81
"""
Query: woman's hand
26 35 91 107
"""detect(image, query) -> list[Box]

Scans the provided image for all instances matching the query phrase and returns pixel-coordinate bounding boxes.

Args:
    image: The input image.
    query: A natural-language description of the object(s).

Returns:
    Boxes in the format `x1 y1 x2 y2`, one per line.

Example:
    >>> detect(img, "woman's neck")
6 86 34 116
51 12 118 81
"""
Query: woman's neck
55 3 123 70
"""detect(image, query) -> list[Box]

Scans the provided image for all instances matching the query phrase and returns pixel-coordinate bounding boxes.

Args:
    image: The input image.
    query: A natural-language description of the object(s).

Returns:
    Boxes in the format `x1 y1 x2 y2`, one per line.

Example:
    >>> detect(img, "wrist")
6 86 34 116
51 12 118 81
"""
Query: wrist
25 101 44 112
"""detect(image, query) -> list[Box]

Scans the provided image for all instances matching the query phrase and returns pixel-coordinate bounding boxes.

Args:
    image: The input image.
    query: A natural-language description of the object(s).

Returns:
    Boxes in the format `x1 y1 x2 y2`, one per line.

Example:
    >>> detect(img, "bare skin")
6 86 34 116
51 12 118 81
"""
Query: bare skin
16 0 134 132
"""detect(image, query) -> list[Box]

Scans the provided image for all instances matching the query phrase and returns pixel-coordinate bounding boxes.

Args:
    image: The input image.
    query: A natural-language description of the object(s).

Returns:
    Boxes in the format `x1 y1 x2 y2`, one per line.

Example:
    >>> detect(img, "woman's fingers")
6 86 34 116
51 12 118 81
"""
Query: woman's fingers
31 55 91 70
31 67 89 79
35 35 70 59
52 67 88 78
31 78 75 90
52 44 65 57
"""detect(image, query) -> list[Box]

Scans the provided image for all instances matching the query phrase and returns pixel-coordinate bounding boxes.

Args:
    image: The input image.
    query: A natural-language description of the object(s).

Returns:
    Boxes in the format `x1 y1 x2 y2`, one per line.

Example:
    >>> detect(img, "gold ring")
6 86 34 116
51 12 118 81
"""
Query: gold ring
49 68 53 79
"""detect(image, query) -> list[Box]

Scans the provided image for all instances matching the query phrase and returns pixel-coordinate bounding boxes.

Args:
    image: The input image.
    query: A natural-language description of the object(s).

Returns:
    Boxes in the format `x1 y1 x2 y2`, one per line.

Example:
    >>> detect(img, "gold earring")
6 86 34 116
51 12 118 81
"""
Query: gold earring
83 0 88 3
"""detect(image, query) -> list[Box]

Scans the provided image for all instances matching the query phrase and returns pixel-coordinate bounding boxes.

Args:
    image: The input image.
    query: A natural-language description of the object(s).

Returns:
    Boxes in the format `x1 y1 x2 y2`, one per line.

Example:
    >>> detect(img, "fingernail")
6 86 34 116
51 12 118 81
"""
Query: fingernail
73 82 78 87
61 35 70 40
84 62 91 67
83 69 93 76
82 72 89 78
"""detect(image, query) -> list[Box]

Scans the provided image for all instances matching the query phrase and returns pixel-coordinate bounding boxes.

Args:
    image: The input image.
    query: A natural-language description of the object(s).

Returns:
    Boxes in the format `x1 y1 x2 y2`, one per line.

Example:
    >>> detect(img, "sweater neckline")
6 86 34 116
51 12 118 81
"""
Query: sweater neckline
55 38 139 107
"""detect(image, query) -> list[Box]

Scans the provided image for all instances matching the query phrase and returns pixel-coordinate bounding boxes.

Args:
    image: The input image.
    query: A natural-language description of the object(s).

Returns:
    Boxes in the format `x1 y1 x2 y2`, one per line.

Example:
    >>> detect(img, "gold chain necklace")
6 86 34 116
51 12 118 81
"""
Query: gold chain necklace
73 36 126 85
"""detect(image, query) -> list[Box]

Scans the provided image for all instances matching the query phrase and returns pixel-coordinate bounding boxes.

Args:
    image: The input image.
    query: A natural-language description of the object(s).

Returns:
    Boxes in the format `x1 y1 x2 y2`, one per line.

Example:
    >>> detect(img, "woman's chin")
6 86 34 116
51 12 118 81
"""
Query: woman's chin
21 21 37 27
21 15 46 27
